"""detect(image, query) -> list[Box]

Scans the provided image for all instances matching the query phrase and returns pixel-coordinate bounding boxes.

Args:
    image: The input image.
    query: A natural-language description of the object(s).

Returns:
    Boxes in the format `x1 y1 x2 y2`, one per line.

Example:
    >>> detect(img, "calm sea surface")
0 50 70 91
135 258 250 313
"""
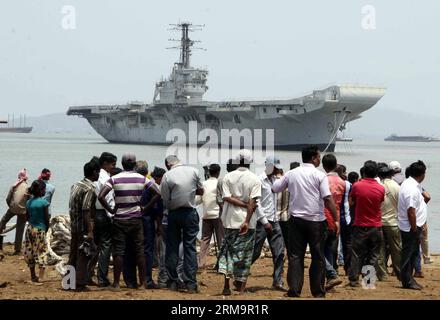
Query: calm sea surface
1 133 439 252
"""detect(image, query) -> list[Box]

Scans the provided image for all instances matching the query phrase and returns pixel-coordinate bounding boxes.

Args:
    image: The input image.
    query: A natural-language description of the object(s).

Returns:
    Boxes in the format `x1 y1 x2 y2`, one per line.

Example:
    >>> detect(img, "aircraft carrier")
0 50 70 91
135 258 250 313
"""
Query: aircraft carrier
67 22 386 152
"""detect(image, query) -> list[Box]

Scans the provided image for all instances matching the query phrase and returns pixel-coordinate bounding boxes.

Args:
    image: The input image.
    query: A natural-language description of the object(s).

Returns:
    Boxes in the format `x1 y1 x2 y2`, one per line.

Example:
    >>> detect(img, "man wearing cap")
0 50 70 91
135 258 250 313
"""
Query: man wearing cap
218 149 261 295
98 153 161 290
272 145 338 298
0 169 30 255
376 163 401 281
160 155 204 294
390 161 405 185
251 155 286 291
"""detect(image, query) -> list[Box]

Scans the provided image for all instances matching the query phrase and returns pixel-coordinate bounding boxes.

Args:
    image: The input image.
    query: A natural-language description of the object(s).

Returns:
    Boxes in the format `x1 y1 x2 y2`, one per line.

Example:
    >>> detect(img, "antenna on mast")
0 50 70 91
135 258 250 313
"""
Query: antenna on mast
167 22 205 68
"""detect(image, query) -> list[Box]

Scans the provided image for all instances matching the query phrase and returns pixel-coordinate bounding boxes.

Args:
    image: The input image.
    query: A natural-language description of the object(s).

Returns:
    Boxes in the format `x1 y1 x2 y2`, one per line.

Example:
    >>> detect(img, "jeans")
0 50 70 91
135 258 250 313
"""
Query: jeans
287 217 326 297
166 207 199 289
0 210 27 253
324 230 339 280
92 210 112 286
157 224 185 286
251 221 285 286
400 227 422 287
348 226 383 282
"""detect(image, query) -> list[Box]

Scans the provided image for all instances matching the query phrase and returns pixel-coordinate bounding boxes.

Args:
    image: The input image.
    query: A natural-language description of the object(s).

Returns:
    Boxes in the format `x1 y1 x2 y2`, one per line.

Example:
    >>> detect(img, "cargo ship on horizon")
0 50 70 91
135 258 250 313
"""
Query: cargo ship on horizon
0 115 32 133
384 134 439 142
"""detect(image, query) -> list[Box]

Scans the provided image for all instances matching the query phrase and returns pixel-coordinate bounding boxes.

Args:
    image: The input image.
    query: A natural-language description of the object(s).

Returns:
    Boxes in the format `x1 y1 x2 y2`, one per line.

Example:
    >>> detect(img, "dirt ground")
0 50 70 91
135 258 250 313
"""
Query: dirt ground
1 243 439 300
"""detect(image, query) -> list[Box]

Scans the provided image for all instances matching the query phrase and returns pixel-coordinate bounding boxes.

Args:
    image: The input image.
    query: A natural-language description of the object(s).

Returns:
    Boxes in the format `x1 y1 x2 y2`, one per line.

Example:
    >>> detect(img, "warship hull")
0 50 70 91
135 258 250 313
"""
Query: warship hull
68 85 385 152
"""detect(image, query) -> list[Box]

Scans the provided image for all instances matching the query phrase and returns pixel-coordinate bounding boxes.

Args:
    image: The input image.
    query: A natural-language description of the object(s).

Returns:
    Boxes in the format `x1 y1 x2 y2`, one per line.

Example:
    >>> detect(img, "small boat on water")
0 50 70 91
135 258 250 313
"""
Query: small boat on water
384 134 439 142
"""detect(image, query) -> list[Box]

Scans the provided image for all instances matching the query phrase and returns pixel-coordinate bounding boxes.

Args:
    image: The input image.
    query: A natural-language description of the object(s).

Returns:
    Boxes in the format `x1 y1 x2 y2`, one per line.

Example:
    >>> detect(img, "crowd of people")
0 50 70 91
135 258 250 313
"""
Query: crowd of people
0 145 433 297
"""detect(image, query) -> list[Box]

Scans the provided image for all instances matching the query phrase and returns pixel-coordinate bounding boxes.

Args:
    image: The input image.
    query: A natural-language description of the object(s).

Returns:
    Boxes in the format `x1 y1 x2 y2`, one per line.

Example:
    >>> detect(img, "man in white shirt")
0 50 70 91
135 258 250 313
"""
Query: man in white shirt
398 160 428 290
92 152 117 287
218 149 261 295
197 164 224 269
251 155 286 291
272 145 338 298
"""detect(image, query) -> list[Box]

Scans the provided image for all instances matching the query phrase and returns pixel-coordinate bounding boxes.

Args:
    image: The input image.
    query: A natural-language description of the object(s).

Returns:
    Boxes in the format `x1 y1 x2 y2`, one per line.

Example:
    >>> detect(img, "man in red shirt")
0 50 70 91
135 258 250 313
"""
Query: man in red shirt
348 160 385 287
322 154 344 290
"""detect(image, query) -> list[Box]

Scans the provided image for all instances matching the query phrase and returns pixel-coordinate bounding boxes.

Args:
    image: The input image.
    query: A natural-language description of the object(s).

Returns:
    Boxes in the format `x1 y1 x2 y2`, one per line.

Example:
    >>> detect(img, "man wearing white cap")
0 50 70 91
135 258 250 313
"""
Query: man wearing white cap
218 149 261 295
390 161 405 185
251 155 286 291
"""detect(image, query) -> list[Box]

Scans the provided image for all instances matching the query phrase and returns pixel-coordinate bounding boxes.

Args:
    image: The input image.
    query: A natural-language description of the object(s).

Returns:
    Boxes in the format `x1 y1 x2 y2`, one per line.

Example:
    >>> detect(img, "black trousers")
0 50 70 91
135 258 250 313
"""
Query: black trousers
92 210 112 286
69 231 94 288
287 217 326 297
400 227 422 288
348 226 383 282
340 224 352 274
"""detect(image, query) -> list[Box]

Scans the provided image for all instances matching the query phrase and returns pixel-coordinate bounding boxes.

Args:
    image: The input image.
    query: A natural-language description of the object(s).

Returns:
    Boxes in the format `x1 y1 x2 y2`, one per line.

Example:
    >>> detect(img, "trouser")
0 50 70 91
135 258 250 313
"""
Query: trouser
198 218 224 268
251 221 285 286
143 215 156 284
376 225 402 280
348 226 383 282
69 231 94 288
400 227 422 287
166 207 199 289
122 215 156 286
157 224 185 286
279 220 290 255
324 230 339 280
91 210 112 286
339 224 352 274
421 222 430 262
287 217 326 297
0 210 27 253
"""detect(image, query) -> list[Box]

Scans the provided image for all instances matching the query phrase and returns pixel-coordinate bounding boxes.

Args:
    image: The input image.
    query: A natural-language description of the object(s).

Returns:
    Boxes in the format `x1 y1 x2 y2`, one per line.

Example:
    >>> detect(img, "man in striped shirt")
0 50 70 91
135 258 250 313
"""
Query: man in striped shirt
98 153 161 290
68 159 100 291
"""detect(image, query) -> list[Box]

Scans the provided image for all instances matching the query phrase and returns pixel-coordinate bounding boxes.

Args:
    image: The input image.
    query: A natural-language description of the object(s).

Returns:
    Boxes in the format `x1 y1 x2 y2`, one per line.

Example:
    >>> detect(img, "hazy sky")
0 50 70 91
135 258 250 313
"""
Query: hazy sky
1 0 440 118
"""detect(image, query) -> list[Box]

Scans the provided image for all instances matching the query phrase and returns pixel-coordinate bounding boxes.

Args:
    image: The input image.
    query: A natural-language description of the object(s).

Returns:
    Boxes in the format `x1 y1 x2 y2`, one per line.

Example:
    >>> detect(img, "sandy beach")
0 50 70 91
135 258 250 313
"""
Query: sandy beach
0 243 439 300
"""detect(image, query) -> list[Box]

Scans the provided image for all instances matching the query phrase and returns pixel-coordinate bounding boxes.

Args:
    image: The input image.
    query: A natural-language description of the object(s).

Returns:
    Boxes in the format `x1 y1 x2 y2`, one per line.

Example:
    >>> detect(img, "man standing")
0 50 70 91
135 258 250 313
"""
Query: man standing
160 155 204 293
197 164 224 269
251 155 286 291
348 161 385 287
390 161 405 185
99 153 160 290
398 161 428 290
93 152 117 287
376 163 401 281
39 169 55 210
0 169 30 255
272 145 338 298
218 149 261 295
322 154 344 290
68 160 100 291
